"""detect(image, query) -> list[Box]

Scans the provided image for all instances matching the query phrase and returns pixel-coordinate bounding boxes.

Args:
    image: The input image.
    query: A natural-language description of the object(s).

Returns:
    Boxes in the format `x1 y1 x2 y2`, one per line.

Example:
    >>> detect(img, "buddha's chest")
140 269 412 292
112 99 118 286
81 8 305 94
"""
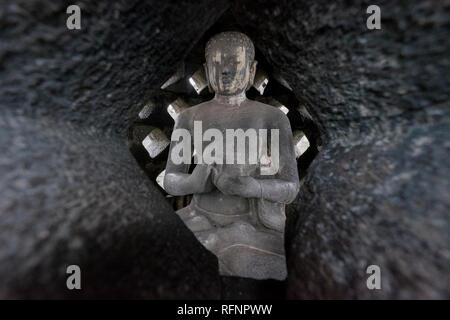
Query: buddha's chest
192 109 268 132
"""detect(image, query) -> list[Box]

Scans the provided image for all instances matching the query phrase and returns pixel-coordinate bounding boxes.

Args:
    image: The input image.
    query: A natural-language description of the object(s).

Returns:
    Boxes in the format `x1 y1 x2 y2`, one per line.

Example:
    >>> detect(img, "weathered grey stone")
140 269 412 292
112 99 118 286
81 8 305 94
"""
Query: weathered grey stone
0 0 229 299
234 0 450 299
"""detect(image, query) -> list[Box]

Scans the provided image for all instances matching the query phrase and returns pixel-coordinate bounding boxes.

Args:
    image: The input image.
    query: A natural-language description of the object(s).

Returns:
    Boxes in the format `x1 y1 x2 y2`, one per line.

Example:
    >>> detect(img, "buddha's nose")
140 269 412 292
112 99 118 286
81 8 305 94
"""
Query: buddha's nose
221 67 230 76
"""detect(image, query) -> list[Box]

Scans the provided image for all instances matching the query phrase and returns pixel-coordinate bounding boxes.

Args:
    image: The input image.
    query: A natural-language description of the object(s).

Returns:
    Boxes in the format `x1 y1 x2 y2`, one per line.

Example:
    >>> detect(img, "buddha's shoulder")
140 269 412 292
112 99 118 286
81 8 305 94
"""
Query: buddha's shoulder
180 101 209 119
246 99 288 120
179 99 287 121
179 100 212 118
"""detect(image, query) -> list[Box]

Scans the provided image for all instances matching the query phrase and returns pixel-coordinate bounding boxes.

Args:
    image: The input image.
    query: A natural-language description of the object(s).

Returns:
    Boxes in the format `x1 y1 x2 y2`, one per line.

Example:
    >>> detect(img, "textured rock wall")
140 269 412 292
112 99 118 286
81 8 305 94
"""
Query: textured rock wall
234 0 449 299
0 0 229 298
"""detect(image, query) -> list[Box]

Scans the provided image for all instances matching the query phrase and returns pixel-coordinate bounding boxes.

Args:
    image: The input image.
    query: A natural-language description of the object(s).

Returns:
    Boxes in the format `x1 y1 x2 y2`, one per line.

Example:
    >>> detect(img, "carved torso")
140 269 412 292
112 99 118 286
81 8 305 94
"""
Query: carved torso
185 99 284 217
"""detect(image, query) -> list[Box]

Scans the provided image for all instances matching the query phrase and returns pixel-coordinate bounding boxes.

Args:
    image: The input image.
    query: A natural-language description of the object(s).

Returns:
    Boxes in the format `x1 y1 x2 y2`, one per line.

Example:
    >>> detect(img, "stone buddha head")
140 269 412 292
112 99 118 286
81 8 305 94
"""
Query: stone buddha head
204 31 258 96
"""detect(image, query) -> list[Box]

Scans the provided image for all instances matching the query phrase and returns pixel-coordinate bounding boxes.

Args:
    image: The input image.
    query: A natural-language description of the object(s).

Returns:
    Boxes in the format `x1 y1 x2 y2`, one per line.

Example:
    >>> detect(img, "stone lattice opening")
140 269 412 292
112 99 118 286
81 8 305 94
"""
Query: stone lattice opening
127 11 321 211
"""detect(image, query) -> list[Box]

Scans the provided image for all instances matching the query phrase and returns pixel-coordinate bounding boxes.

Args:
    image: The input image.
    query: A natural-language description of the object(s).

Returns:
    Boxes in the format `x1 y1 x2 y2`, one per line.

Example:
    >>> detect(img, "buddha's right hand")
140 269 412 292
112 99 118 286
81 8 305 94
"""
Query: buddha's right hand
190 164 215 193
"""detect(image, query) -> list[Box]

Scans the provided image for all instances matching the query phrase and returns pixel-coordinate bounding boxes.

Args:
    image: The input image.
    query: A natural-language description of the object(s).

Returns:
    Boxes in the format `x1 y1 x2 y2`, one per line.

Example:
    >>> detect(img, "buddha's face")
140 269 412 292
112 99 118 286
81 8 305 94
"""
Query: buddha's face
205 44 256 96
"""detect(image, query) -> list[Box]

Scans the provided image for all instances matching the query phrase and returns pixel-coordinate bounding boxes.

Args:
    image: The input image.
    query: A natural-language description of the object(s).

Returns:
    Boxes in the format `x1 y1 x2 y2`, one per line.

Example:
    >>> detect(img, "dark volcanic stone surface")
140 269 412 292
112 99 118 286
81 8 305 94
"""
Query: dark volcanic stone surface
234 0 450 298
0 0 229 298
0 115 221 298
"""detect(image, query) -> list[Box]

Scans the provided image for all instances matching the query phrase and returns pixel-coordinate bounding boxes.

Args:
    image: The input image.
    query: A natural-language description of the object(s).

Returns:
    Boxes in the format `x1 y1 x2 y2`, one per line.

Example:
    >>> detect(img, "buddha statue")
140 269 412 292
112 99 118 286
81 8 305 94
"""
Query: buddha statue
164 32 299 280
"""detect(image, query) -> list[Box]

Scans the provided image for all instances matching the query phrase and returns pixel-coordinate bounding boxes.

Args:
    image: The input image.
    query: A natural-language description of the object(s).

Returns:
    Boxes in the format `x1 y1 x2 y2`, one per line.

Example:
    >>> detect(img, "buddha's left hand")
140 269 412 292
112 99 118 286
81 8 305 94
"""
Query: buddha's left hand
211 170 261 198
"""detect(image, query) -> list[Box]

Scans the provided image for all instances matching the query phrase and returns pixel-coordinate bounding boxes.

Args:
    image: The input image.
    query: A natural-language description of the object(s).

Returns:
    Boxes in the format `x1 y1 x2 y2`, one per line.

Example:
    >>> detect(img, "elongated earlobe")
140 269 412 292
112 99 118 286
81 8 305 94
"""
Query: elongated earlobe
246 60 258 90
203 63 213 93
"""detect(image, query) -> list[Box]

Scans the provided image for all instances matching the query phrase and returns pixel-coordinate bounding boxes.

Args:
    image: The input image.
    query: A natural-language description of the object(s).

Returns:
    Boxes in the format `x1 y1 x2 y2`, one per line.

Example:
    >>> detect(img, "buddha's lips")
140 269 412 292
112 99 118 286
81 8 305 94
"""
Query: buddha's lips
221 76 234 84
